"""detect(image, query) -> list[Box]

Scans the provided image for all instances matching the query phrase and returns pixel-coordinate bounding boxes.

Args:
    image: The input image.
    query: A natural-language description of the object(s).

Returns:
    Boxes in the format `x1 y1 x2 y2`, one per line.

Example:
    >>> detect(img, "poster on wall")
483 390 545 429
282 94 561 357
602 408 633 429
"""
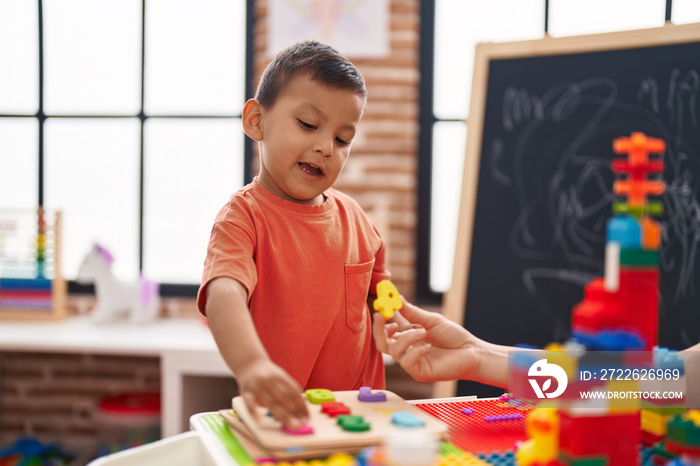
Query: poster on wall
267 0 390 58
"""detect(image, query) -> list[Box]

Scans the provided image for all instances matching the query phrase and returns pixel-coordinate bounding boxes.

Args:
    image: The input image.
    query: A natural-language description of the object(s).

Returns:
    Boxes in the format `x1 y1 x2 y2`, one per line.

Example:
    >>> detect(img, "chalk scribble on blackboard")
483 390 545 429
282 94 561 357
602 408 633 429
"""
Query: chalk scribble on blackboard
489 71 699 311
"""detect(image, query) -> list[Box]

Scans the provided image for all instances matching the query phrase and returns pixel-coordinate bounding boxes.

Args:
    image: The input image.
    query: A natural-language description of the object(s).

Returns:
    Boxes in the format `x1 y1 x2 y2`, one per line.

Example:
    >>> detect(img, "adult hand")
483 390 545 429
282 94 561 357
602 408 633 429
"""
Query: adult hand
373 300 509 387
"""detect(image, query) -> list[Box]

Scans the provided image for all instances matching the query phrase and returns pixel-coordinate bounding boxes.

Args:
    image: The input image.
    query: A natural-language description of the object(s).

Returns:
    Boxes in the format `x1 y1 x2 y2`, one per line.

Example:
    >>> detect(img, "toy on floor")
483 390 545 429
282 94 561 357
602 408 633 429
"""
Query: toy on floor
223 388 449 460
76 243 160 323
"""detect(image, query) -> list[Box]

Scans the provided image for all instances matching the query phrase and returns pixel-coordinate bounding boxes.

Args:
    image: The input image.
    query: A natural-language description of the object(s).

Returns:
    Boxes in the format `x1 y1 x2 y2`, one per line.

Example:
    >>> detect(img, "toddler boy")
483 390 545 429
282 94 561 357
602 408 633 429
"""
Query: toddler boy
198 41 392 428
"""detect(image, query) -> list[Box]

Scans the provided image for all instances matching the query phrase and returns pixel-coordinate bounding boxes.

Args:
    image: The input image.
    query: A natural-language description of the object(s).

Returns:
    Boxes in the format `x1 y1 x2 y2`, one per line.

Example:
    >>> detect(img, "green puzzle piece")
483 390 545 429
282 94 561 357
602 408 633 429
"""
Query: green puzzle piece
337 415 371 432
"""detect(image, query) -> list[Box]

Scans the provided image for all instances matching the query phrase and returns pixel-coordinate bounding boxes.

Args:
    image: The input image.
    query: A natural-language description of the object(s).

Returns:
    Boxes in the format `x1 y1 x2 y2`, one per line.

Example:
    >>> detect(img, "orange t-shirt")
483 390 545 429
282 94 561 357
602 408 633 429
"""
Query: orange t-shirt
197 179 389 390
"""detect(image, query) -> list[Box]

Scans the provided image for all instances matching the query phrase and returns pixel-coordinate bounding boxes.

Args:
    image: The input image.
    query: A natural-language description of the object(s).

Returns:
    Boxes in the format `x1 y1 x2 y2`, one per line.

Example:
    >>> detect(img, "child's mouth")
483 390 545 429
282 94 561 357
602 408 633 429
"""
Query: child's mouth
299 163 323 177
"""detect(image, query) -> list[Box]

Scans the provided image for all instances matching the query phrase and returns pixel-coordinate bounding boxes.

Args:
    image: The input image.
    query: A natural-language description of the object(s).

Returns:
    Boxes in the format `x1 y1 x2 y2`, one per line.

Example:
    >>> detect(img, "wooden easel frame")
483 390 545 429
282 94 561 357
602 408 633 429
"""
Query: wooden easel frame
0 209 67 321
434 22 700 398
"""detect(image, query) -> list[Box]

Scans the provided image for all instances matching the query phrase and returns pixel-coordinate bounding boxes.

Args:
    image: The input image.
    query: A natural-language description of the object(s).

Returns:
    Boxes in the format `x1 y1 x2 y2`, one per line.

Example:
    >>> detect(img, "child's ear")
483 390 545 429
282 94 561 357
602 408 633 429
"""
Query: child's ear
242 99 263 141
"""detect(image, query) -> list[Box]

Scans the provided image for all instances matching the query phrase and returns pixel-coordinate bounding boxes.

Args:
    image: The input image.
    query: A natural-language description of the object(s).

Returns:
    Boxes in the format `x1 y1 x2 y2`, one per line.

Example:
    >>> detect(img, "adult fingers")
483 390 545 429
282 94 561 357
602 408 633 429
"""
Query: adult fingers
397 341 433 376
372 313 391 352
399 299 441 328
387 327 427 359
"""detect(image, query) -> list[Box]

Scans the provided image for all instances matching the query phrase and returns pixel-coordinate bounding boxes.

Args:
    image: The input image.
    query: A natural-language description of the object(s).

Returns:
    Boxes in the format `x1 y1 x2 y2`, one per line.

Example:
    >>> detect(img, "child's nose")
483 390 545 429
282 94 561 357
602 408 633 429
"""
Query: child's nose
314 137 333 158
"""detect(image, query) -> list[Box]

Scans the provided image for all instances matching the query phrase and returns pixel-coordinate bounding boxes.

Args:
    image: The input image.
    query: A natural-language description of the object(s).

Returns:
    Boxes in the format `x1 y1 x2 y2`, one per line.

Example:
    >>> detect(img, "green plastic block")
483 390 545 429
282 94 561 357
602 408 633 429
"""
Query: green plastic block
612 201 664 217
439 442 465 456
619 248 658 266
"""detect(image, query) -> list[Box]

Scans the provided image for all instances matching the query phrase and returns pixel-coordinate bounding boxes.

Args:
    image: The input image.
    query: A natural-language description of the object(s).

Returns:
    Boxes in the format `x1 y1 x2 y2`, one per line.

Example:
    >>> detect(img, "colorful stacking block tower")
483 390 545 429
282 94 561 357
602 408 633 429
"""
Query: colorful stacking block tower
571 132 665 351
514 133 693 466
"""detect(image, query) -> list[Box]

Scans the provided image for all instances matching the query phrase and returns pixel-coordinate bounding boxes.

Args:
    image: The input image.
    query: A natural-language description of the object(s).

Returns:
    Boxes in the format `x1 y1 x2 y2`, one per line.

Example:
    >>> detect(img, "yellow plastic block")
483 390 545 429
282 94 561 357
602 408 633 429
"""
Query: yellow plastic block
641 409 669 436
436 453 490 466
685 410 700 426
607 379 640 412
373 280 402 319
326 453 356 466
516 407 559 466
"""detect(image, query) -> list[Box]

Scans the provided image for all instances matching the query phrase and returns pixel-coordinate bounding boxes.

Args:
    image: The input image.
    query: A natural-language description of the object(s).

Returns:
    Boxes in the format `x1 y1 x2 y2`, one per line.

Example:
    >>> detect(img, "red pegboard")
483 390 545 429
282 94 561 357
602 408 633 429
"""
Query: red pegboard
414 398 531 455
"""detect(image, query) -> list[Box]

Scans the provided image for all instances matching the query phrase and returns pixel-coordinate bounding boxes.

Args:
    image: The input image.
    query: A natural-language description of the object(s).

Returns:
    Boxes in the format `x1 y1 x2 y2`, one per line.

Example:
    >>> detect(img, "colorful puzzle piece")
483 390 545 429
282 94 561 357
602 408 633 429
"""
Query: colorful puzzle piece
358 387 387 402
281 423 314 435
391 411 426 428
337 415 371 432
305 389 335 404
373 280 402 319
321 402 351 417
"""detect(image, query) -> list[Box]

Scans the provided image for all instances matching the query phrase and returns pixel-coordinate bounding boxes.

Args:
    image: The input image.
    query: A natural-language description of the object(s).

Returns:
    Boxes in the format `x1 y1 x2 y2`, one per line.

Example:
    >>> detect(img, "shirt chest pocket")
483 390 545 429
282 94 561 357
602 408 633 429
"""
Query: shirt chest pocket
344 260 375 333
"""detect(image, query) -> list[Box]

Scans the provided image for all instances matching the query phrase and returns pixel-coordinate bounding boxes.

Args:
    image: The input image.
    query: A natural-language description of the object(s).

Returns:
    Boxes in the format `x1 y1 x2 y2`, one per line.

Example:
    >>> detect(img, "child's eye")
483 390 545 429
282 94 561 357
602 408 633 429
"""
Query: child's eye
298 119 316 130
335 137 349 146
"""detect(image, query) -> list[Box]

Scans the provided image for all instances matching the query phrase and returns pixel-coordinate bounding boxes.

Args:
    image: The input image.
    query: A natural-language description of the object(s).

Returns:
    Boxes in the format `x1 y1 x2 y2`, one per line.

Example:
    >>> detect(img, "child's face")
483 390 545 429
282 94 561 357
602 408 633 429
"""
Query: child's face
254 74 365 205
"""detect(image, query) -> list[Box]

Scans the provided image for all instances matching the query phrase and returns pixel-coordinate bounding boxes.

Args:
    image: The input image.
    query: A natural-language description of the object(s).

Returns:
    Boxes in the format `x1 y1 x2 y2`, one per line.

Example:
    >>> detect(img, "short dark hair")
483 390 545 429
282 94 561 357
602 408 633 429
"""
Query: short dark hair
255 41 366 107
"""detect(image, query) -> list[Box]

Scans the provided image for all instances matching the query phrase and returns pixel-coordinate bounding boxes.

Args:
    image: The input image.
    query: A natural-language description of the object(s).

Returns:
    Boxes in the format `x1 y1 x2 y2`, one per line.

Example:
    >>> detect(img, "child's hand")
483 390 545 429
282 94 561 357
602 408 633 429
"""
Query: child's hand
372 300 483 383
237 359 309 429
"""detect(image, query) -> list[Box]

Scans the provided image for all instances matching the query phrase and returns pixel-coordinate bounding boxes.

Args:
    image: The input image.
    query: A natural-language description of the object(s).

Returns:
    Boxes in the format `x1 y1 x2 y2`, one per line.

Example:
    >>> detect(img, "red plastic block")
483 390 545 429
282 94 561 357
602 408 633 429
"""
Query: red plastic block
320 402 351 417
558 410 639 465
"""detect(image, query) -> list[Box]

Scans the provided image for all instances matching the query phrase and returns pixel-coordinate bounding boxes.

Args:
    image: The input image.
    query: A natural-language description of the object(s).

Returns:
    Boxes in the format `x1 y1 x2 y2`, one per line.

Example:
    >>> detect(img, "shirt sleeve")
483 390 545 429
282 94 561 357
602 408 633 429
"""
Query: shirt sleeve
369 226 391 294
196 204 258 315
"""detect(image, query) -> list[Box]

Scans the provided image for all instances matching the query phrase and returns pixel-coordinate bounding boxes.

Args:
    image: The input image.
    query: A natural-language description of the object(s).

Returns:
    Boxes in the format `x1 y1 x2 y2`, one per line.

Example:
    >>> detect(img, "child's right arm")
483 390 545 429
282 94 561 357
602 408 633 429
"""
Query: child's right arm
205 277 309 428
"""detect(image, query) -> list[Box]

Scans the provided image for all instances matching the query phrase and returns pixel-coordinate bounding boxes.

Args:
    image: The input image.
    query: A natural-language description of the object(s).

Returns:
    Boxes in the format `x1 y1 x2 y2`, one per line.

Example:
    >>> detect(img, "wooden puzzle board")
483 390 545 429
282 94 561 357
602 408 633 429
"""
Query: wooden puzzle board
230 390 449 454
219 409 366 461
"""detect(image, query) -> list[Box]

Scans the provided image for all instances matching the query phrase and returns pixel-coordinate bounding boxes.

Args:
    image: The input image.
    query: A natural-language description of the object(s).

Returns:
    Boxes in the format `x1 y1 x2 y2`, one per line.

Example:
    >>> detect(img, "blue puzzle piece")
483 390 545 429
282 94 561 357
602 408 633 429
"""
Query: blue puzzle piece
391 411 425 428
358 386 386 402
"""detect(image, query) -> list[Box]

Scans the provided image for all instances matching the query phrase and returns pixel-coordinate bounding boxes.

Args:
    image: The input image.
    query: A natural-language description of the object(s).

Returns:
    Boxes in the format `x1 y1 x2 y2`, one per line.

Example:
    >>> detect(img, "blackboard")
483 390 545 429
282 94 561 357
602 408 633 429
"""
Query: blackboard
438 23 700 398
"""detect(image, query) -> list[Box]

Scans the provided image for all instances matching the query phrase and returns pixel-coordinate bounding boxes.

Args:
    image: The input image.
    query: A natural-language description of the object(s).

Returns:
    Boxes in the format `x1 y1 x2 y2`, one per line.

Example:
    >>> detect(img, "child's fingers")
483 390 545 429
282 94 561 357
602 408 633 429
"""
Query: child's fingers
242 390 261 422
270 379 309 427
385 322 399 337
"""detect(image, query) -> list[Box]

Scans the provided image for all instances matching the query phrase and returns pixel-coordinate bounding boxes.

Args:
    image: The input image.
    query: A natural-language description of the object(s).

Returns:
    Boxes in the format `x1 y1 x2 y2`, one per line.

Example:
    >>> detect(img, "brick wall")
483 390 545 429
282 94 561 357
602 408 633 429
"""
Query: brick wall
0 0 426 455
0 351 160 455
252 0 421 300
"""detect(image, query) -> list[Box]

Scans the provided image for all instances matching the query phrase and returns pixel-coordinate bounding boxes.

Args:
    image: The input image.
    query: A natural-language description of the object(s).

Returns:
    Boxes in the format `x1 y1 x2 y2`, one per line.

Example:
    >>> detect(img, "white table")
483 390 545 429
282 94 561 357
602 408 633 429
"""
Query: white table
0 315 232 437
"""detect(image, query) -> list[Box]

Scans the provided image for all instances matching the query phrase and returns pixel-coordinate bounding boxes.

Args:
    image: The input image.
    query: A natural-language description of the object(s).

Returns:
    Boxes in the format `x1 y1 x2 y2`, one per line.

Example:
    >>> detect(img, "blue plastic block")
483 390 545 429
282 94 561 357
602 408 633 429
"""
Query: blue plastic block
573 330 645 351
607 216 642 248
510 352 539 370
654 347 686 374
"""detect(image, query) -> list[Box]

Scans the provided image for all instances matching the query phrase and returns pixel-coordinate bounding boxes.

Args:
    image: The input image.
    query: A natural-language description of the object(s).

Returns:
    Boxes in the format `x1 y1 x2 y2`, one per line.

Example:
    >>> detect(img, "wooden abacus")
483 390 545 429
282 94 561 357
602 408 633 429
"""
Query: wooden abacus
0 207 67 320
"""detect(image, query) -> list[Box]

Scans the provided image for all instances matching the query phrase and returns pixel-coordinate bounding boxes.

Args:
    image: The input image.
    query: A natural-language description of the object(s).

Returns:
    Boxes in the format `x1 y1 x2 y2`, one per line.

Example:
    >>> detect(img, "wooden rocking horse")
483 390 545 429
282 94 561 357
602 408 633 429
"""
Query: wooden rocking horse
76 244 160 323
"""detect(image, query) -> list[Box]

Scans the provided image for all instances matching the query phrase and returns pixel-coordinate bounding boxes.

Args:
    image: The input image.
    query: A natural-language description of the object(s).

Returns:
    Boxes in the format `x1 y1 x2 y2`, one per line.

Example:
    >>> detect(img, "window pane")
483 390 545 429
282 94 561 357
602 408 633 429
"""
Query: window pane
44 0 141 115
0 1 38 114
44 119 140 281
145 0 246 115
143 119 244 284
672 0 700 24
0 119 38 208
549 0 665 37
434 0 544 120
430 121 467 293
